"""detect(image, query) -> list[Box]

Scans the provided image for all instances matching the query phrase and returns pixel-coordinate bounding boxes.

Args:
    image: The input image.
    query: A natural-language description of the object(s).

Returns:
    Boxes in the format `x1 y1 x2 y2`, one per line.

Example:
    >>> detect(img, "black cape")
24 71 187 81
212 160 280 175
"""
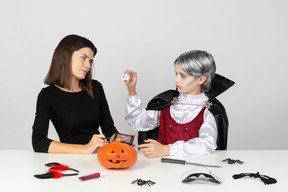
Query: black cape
138 74 235 150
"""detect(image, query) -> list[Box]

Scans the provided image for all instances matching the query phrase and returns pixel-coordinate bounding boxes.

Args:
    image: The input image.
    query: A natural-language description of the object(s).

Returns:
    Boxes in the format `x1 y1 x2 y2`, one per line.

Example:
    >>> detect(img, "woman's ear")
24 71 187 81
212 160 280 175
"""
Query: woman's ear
198 75 207 85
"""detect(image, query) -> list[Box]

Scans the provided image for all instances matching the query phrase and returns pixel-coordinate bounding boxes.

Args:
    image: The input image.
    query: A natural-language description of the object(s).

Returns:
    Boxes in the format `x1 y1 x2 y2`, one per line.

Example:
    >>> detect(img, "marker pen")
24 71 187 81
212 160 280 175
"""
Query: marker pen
78 172 103 181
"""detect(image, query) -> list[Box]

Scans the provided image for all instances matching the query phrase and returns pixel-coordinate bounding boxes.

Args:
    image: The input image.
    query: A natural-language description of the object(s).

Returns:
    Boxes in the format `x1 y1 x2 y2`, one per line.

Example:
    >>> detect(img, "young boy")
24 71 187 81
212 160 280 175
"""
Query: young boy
123 50 233 157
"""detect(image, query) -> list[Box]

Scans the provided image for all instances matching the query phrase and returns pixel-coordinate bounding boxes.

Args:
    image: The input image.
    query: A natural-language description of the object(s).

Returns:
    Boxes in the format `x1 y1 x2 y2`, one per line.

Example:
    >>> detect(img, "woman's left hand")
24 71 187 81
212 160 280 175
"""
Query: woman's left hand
138 139 170 158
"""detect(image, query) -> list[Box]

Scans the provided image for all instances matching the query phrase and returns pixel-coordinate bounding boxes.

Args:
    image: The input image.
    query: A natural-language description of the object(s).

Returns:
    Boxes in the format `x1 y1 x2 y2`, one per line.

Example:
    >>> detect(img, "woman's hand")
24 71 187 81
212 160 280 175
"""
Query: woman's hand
138 139 170 158
85 134 106 154
123 70 137 96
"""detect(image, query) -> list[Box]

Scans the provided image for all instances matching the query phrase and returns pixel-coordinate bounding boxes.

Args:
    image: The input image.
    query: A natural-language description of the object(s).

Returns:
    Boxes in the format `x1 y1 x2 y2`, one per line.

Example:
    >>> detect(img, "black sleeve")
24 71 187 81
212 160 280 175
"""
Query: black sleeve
95 81 119 137
32 89 53 153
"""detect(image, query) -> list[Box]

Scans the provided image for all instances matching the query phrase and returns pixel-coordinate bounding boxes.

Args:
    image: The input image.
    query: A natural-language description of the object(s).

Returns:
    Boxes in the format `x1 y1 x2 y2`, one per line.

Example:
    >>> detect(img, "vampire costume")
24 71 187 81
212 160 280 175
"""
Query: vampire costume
137 74 234 151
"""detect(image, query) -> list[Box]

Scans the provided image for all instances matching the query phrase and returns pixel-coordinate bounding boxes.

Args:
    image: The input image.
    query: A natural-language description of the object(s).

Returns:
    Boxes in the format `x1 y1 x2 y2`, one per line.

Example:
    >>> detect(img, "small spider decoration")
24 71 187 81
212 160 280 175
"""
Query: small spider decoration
131 179 156 186
222 158 244 164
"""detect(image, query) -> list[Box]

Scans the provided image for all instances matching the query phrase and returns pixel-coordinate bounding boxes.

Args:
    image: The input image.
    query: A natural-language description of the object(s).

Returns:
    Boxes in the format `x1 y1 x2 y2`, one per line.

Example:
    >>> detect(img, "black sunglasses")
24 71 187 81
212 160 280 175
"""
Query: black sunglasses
182 173 221 184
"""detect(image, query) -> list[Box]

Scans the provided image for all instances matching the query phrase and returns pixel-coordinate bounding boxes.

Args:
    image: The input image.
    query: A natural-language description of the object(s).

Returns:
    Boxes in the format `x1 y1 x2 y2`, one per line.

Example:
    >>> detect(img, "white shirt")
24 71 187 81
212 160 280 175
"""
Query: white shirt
125 92 218 156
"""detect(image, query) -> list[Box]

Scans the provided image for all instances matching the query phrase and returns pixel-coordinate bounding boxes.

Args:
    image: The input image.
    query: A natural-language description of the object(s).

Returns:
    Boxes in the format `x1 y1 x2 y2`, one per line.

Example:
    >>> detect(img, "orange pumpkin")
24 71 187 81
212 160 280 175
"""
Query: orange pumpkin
97 140 137 169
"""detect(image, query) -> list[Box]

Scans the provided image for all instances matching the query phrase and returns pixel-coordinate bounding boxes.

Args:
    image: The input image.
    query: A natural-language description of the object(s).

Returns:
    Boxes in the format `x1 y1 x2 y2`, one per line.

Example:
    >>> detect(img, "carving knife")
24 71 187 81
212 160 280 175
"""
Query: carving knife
161 158 222 168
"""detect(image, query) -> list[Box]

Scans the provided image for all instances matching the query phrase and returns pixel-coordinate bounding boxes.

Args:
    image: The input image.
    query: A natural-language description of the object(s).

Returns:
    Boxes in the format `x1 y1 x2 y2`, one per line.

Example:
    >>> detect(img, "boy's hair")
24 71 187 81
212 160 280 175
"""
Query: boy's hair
44 34 97 98
174 50 216 92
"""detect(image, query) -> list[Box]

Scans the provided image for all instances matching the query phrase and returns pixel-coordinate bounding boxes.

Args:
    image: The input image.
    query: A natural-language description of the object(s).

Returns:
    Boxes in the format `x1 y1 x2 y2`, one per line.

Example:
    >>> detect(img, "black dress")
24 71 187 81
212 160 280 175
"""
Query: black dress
32 80 118 152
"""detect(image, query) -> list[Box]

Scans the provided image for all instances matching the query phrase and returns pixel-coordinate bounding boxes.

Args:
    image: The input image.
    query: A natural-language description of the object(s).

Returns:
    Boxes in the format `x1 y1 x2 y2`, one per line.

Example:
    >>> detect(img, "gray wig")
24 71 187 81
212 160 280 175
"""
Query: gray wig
174 50 216 92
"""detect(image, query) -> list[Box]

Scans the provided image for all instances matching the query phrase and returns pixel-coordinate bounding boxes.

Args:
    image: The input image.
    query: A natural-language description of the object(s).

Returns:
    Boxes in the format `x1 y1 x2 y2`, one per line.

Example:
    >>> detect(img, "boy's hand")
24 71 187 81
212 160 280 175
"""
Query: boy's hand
138 139 170 158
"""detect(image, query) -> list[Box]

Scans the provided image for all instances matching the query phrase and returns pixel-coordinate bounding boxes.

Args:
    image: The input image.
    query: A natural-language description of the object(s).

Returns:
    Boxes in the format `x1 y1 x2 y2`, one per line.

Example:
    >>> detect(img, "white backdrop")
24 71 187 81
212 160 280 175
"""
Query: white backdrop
1 0 287 150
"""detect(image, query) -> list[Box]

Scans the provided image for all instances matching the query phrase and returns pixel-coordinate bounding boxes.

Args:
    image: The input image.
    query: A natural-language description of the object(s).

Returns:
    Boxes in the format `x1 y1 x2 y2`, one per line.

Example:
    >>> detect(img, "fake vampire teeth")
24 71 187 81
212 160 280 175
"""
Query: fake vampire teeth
121 74 130 81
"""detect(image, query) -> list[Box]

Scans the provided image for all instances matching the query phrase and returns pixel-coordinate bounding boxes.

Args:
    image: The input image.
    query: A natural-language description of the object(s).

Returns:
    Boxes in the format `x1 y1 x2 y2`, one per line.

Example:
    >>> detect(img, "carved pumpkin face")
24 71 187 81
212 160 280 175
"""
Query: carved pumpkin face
97 140 137 169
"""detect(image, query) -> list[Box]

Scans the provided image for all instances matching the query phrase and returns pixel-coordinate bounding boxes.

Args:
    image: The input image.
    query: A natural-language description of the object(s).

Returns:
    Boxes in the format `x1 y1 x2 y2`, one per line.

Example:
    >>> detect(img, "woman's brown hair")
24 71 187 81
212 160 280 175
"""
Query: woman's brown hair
44 34 97 98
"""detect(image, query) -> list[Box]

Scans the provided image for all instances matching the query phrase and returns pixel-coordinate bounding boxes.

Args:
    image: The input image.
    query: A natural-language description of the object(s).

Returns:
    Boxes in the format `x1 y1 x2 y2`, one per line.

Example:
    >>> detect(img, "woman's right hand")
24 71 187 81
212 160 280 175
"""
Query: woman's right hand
85 134 106 154
123 70 137 96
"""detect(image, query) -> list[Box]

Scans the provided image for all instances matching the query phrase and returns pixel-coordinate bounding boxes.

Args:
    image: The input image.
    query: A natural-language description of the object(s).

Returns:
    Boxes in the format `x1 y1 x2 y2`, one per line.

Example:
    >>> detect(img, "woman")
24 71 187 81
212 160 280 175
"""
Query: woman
32 34 118 153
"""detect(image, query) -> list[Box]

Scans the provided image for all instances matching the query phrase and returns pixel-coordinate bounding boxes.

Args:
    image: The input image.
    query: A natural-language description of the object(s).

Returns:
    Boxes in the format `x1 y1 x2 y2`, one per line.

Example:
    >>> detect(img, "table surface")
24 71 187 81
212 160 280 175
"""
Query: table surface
0 150 286 192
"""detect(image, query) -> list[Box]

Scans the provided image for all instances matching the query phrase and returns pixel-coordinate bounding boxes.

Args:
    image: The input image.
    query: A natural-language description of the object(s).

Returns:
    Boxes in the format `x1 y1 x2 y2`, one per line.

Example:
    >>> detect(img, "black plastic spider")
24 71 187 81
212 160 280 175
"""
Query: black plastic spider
131 179 156 186
222 158 244 164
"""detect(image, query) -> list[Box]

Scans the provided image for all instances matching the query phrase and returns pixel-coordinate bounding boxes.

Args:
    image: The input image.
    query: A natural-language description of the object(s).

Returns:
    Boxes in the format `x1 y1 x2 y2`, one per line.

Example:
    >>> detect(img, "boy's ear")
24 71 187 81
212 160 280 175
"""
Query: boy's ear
198 75 207 85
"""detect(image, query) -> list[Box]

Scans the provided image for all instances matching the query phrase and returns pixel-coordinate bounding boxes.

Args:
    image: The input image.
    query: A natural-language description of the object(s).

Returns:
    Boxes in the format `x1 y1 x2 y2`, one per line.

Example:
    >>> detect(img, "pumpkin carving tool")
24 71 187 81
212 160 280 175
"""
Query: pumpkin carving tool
161 158 222 168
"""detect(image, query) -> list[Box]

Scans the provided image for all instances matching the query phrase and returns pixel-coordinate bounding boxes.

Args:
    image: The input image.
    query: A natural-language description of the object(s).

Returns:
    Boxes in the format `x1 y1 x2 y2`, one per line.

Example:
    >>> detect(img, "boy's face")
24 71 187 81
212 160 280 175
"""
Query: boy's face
174 63 206 95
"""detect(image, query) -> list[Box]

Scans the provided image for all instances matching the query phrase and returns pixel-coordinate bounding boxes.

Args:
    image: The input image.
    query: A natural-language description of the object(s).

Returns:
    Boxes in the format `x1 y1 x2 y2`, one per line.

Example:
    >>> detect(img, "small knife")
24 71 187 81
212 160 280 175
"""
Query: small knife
161 158 222 168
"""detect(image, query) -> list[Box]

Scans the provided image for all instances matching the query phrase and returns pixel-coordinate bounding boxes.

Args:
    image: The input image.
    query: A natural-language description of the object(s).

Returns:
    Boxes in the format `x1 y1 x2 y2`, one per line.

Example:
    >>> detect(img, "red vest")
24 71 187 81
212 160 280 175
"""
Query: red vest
158 106 205 145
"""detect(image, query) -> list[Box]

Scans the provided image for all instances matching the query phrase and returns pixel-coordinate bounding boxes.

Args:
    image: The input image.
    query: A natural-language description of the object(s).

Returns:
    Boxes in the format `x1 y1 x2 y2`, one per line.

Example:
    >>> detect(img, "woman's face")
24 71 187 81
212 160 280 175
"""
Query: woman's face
71 47 94 81
174 63 205 95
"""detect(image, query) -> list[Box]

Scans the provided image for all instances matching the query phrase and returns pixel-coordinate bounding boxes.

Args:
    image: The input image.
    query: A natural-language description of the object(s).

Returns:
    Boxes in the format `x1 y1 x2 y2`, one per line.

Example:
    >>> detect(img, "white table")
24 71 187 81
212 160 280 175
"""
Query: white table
0 150 286 192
